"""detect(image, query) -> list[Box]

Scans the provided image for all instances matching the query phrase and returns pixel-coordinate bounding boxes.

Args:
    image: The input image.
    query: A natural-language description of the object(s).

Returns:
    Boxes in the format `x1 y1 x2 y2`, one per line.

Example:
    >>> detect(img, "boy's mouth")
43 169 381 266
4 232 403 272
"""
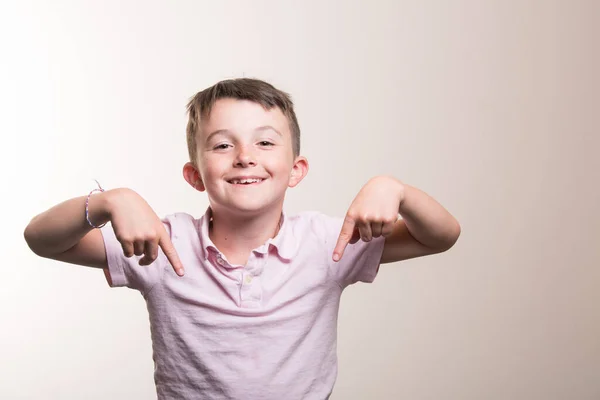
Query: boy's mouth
227 177 266 185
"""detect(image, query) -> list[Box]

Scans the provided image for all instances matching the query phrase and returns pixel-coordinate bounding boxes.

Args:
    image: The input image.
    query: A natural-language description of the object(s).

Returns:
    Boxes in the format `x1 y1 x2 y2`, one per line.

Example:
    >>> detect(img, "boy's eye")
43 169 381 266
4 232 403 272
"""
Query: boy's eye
258 141 274 146
214 144 231 150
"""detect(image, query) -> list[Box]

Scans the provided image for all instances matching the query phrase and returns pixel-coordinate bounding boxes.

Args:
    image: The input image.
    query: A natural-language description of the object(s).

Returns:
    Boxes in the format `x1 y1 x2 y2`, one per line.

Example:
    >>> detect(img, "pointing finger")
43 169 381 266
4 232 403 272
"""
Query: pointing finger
333 216 356 262
158 230 185 276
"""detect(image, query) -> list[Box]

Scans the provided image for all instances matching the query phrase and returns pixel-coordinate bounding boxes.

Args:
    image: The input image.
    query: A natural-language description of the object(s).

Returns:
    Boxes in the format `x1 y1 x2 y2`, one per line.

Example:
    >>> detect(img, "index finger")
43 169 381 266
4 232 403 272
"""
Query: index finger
158 230 185 276
333 216 356 262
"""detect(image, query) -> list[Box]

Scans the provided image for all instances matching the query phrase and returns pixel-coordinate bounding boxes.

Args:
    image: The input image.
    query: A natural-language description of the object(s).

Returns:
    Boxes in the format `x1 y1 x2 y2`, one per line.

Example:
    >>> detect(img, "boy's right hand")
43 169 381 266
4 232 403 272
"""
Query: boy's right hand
106 188 185 276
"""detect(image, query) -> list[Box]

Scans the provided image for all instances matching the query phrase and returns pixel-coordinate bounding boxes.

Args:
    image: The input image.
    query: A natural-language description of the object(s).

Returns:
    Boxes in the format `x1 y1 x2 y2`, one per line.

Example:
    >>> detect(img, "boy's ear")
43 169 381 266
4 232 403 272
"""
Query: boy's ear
288 156 309 188
183 162 206 192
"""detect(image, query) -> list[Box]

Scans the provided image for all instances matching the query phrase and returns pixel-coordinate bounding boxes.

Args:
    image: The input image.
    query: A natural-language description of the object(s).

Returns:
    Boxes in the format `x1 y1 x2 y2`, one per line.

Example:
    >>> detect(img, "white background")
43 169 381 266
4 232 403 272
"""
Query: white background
2 1 599 399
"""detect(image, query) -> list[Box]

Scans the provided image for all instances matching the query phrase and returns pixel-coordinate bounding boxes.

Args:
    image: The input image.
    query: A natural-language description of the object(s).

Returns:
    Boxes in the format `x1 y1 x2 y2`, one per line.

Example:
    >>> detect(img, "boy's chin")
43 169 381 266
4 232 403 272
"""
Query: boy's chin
216 201 281 217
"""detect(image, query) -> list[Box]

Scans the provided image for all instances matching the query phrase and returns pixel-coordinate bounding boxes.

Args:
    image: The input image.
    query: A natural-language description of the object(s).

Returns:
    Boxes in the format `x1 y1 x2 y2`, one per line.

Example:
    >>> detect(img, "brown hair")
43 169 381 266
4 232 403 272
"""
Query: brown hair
186 78 301 166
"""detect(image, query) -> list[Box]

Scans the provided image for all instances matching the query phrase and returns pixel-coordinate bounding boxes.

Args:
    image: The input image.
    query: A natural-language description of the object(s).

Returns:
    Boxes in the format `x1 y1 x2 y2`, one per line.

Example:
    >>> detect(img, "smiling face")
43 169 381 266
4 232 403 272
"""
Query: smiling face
183 98 308 217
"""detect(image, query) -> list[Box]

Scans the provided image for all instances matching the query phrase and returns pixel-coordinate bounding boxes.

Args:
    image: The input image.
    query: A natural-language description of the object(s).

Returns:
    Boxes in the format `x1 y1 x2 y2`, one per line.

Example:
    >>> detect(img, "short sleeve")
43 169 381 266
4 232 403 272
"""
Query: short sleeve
313 214 385 289
100 218 172 295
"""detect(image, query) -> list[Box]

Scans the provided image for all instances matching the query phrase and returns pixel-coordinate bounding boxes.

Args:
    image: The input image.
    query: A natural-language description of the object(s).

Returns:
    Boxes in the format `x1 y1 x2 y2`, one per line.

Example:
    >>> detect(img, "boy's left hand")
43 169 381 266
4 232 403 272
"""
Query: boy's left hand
333 176 404 261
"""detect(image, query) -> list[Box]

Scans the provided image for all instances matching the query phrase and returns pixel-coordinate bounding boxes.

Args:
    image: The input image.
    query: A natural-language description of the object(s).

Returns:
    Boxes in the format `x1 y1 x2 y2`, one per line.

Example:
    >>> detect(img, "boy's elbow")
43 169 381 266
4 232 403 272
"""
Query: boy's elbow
23 225 39 255
442 220 461 251
434 220 461 253
23 222 45 257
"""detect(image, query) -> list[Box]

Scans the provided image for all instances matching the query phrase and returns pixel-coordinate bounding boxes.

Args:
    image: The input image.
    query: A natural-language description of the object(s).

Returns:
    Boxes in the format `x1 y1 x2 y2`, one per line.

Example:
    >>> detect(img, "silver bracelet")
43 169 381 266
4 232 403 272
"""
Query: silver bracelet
85 179 107 229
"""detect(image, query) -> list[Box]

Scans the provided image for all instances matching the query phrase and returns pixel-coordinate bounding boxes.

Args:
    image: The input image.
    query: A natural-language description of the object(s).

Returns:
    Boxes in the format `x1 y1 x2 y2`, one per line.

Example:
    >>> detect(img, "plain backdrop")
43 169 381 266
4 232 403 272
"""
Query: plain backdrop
2 1 599 399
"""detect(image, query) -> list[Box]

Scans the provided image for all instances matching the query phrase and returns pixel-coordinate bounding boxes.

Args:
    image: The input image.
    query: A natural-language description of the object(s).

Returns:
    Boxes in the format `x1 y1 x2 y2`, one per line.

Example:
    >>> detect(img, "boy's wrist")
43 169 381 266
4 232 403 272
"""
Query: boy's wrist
87 189 116 227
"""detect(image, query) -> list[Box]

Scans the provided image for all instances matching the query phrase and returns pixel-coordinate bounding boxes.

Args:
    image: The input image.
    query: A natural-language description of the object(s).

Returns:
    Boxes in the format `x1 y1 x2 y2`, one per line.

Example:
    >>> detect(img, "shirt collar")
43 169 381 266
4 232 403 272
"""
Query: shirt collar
197 207 299 261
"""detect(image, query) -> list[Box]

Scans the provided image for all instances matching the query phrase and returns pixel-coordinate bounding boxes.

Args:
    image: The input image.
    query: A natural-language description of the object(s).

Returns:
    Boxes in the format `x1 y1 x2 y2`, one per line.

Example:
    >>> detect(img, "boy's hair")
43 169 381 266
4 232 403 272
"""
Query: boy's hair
186 78 301 166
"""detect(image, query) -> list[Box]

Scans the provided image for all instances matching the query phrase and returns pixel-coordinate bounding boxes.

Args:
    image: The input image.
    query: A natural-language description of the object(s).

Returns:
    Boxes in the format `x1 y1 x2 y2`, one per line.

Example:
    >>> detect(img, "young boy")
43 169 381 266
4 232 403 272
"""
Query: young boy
24 78 460 399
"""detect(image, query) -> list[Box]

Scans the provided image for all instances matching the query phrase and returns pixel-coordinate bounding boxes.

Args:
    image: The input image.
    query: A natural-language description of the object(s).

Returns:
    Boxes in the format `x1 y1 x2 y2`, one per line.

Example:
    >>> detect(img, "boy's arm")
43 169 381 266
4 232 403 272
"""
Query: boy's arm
23 190 113 269
24 187 184 278
333 176 461 264
380 184 461 264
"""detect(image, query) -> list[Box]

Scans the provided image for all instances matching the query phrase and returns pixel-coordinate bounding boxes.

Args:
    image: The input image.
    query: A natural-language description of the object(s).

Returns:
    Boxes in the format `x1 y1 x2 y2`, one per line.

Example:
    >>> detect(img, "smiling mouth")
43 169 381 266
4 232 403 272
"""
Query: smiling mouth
227 178 265 185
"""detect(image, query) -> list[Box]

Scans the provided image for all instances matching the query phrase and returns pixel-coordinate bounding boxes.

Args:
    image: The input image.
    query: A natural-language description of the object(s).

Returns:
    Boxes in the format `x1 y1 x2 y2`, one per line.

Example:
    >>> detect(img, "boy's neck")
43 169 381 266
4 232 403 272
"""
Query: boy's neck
208 206 283 266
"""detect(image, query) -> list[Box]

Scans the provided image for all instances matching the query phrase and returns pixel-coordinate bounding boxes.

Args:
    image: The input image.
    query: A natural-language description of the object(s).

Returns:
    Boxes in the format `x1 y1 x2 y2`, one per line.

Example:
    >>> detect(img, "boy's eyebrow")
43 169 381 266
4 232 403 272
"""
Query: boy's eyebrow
205 125 282 142
255 125 283 137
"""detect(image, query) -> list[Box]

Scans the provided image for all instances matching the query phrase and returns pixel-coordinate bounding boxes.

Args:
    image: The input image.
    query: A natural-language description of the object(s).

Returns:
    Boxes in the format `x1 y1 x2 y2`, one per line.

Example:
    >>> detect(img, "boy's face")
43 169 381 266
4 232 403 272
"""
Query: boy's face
184 98 308 216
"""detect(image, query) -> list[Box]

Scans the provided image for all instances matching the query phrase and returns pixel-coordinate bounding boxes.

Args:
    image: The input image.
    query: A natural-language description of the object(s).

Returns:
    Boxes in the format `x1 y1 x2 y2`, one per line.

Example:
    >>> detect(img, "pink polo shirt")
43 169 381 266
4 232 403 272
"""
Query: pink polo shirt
101 209 385 399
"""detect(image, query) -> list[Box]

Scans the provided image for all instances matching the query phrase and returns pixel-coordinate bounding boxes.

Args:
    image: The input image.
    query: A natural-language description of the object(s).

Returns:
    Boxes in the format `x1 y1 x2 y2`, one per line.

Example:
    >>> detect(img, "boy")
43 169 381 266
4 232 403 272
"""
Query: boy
24 78 460 399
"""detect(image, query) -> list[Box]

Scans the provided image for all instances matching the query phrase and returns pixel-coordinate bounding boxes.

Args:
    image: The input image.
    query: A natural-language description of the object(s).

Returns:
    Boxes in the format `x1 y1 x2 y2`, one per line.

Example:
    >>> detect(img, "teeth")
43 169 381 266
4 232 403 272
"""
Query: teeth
231 178 262 184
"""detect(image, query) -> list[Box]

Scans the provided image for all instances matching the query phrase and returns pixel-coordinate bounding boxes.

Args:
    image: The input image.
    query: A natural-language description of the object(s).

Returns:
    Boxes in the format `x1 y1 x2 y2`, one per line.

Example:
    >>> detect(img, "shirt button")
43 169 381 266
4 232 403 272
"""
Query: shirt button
217 257 225 266
244 275 253 284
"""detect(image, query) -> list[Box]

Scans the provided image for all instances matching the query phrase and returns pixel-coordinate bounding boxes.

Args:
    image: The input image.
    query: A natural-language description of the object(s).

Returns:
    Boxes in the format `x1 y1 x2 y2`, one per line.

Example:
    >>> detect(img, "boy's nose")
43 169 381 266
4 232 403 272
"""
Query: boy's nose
234 147 257 167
